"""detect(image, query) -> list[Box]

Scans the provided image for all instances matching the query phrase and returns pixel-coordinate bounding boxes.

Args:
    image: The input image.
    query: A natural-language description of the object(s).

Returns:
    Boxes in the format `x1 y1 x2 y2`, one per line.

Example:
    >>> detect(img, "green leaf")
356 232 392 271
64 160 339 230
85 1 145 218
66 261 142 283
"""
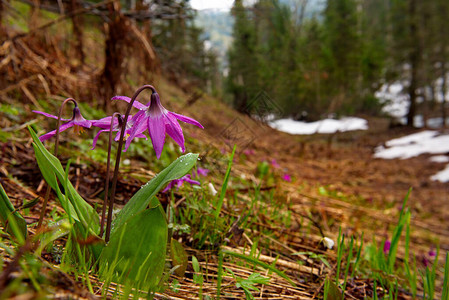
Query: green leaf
21 197 40 210
99 202 168 291
222 248 296 286
325 279 343 300
111 153 198 236
215 145 236 222
236 273 269 291
29 127 99 233
170 239 188 277
191 255 203 285
0 182 27 241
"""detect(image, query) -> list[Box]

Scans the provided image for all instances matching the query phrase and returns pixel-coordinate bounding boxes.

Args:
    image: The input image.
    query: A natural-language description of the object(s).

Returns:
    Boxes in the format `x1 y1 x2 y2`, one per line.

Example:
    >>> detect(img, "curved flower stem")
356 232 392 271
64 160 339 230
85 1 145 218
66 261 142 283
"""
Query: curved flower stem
37 98 77 229
99 112 122 237
105 85 156 243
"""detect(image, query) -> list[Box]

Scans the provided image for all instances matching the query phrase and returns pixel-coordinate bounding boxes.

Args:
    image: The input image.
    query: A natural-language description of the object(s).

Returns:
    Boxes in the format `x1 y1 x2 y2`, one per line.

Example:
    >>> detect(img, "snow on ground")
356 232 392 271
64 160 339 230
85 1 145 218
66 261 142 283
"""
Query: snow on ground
374 130 449 182
429 155 449 163
375 81 449 127
431 164 449 182
269 117 368 135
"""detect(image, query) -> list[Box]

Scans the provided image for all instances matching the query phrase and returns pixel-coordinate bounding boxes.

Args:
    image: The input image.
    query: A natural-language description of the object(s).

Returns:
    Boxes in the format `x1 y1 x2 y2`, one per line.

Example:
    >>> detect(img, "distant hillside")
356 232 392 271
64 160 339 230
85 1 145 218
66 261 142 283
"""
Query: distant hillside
194 0 325 69
194 10 234 68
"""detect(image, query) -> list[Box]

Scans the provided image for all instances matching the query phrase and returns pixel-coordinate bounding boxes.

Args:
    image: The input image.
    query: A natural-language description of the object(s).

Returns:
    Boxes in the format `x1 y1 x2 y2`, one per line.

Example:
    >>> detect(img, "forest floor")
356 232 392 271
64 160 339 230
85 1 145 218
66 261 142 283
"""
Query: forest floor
1 84 448 298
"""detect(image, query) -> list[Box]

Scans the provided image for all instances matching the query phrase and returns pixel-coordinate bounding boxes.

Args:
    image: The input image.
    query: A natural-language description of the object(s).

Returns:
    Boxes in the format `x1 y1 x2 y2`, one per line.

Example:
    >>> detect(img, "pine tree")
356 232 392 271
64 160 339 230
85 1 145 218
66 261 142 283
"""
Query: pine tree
227 0 259 112
322 0 361 112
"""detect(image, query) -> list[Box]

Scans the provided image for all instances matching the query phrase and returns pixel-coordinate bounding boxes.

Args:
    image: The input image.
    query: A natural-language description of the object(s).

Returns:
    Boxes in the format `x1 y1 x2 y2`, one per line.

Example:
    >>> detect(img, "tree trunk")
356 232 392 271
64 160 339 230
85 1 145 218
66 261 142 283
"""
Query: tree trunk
406 0 419 127
441 62 447 127
70 0 85 65
100 1 127 112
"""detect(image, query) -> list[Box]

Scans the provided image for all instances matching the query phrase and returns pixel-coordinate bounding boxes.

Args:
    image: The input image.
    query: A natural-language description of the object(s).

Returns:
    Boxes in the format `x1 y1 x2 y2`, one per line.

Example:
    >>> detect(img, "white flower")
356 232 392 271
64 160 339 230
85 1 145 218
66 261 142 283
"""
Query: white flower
323 237 334 249
208 182 218 196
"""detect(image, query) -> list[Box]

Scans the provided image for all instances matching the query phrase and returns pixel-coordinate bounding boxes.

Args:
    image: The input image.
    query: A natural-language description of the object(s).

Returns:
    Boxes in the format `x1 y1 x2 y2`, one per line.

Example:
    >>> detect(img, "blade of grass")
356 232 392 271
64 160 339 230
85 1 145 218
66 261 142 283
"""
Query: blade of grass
222 248 296 286
214 145 236 223
442 252 449 300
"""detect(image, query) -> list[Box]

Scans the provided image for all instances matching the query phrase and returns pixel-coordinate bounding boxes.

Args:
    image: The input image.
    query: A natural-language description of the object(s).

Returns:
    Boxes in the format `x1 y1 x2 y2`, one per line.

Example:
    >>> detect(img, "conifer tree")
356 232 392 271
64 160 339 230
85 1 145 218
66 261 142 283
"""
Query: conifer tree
227 0 259 112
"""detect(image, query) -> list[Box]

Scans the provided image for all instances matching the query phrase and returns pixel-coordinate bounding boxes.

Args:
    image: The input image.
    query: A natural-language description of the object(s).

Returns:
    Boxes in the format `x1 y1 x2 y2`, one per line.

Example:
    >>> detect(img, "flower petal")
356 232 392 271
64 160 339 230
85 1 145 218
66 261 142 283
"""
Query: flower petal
33 110 70 121
123 117 145 152
112 95 147 110
92 129 109 149
165 114 185 152
92 116 115 129
124 111 146 150
39 122 74 141
170 112 204 129
147 116 166 159
73 119 92 128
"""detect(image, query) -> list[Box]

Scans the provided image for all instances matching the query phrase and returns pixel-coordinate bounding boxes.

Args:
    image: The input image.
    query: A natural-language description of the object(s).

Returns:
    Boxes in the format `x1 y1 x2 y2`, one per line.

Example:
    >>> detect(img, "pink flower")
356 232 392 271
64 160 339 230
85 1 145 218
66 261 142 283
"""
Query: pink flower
195 167 210 178
33 106 92 141
113 93 203 158
383 240 391 255
271 159 280 168
162 174 200 193
282 173 291 182
90 115 146 150
243 149 255 156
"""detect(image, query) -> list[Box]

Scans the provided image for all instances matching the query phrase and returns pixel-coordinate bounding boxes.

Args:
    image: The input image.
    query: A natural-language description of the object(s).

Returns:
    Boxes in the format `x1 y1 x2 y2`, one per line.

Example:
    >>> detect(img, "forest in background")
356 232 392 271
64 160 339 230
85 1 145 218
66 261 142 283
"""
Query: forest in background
0 0 220 112
2 0 448 126
226 0 449 125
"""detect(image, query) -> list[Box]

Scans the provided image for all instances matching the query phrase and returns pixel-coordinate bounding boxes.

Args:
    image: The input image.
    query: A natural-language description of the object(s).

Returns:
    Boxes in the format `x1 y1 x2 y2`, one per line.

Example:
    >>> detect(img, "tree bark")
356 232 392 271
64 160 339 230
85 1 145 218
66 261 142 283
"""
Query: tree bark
100 1 127 112
406 0 419 127
441 61 447 127
70 0 85 65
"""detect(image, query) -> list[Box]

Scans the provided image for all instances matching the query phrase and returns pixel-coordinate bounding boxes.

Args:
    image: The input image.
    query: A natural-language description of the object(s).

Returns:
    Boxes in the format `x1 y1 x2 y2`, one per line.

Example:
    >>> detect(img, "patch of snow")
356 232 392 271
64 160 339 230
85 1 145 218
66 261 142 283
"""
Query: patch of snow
375 79 449 127
374 131 449 160
430 155 449 163
375 82 409 118
385 131 438 147
269 117 368 135
374 131 449 182
430 164 449 182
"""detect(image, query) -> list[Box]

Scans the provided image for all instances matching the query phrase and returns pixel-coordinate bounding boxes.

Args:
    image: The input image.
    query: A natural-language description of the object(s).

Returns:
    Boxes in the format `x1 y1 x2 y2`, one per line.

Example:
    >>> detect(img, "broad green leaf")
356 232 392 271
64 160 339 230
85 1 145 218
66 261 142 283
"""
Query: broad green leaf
0 182 27 241
99 202 167 290
170 239 188 277
326 280 343 300
35 218 71 256
29 127 99 233
111 153 198 236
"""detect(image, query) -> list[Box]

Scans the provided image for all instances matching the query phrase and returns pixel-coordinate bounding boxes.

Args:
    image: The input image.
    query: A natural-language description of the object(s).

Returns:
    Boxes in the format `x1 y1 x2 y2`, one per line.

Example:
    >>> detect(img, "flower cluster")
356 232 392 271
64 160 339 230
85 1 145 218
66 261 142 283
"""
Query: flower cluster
34 87 203 158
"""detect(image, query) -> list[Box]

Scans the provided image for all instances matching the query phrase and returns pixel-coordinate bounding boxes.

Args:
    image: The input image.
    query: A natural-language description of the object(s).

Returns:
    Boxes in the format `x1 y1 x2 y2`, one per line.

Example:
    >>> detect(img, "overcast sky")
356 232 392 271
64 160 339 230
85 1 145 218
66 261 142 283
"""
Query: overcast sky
190 0 235 11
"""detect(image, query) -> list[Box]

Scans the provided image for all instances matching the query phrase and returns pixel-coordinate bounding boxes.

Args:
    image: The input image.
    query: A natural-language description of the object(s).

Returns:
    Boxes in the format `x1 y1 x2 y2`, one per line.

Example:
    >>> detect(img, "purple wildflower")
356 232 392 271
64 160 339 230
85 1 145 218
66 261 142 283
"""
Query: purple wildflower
162 174 200 193
91 115 146 150
271 159 280 169
423 248 437 267
243 149 255 156
195 167 210 178
383 240 391 255
282 173 292 182
113 93 203 158
33 106 92 141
